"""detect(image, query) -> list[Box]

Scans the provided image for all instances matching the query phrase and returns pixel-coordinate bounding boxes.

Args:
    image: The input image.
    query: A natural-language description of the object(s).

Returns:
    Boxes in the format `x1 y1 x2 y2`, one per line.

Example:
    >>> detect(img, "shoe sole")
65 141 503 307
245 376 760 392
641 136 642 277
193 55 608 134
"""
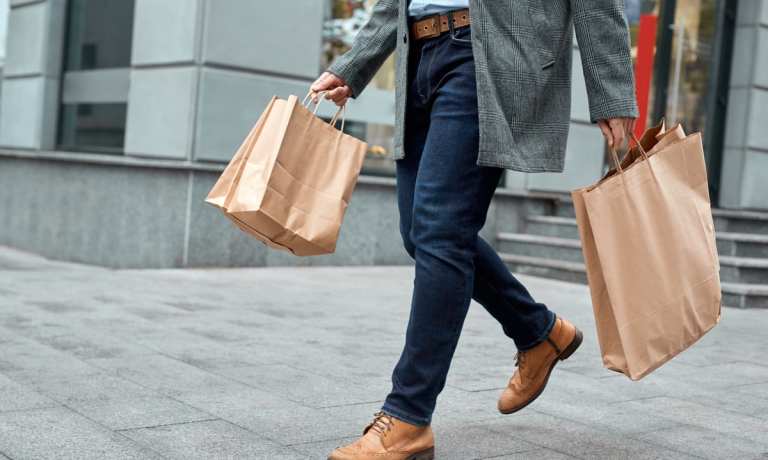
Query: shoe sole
327 446 434 460
498 327 583 415
408 446 435 460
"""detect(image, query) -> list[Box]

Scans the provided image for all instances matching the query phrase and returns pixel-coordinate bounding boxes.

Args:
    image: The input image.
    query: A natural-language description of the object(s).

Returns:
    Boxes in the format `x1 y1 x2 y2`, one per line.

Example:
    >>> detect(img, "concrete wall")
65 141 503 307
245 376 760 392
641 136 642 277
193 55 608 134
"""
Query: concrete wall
719 0 768 210
0 151 413 268
0 152 547 268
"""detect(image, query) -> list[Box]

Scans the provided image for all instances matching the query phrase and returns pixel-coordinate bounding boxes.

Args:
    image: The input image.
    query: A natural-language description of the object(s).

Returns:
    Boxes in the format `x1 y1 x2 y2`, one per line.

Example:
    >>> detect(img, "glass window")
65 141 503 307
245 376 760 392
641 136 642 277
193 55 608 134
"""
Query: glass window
324 0 396 177
627 0 718 134
58 103 127 153
57 0 135 153
64 0 135 71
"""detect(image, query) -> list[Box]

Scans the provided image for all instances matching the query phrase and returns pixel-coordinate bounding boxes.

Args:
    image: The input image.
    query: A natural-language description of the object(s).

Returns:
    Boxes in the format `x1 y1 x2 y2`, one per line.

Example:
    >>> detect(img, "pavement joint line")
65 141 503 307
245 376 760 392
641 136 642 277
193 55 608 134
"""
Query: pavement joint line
620 393 768 425
285 435 359 447
114 417 222 433
481 423 584 460
0 404 62 415
623 423 722 460
487 407 691 459
477 448 573 460
606 394 669 405
316 399 386 409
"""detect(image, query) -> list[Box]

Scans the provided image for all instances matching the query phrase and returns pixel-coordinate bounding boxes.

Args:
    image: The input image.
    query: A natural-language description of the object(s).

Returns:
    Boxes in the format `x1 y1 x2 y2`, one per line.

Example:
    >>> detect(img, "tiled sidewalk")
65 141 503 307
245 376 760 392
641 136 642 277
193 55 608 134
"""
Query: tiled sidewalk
0 246 766 459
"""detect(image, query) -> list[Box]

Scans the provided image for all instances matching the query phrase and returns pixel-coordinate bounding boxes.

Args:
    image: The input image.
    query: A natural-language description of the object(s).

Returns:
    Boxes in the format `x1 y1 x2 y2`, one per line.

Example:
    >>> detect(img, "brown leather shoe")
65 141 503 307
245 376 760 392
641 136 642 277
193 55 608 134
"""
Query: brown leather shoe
328 411 435 460
498 316 583 414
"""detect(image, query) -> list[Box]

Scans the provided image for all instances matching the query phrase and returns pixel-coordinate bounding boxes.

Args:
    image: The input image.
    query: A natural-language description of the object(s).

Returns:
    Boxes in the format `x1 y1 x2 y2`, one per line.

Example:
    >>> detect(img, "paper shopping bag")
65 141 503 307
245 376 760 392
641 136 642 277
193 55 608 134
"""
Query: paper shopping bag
572 128 721 380
206 94 368 256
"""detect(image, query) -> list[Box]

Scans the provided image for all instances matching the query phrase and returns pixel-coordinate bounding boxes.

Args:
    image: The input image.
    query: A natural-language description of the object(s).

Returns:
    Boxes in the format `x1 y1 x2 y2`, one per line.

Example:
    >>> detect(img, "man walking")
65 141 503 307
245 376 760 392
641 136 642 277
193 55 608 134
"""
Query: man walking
311 1 637 458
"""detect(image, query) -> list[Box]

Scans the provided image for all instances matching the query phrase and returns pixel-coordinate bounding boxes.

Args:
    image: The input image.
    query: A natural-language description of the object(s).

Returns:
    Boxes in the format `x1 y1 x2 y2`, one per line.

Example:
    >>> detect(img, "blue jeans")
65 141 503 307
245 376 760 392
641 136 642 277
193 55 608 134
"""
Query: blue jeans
380 24 556 427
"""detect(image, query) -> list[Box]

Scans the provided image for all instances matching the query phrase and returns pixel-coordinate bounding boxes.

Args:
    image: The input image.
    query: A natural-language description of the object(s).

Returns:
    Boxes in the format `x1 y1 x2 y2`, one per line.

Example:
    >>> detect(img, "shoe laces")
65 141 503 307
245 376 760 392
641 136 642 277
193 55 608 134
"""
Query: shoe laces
367 411 395 436
514 351 526 368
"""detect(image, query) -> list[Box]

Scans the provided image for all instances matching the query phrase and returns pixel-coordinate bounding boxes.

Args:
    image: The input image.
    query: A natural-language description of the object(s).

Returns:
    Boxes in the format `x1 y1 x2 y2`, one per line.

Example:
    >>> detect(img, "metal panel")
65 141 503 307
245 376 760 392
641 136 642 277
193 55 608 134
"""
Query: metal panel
0 78 44 148
202 0 324 78
124 66 197 159
131 0 199 65
4 2 46 76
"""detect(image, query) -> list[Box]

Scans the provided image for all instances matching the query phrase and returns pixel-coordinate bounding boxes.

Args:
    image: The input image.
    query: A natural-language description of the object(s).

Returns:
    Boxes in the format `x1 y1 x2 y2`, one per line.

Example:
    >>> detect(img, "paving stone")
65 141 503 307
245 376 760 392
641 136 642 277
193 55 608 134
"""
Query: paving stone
634 425 768 460
0 374 57 412
581 445 702 460
24 372 157 405
0 406 163 460
221 400 386 445
32 332 154 361
119 419 305 459
67 395 214 431
1 247 768 457
85 353 252 398
0 335 99 383
481 449 575 459
431 423 537 459
480 410 672 457
288 435 359 459
217 363 391 408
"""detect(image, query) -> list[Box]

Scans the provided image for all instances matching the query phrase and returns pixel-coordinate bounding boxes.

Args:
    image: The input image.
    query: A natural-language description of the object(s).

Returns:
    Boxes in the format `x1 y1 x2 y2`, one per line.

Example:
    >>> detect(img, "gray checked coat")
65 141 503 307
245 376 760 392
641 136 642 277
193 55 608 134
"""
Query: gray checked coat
327 0 639 172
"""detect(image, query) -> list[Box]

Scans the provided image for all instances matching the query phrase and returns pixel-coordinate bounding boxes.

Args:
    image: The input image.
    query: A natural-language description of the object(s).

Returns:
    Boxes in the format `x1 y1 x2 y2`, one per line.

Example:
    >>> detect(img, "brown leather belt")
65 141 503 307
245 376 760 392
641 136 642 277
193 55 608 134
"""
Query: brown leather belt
410 9 470 41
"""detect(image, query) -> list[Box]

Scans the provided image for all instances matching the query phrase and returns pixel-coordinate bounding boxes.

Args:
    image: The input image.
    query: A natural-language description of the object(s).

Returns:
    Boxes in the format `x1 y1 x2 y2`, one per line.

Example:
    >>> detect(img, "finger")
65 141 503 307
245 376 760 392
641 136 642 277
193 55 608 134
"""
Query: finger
610 121 626 150
597 120 614 148
326 86 349 103
311 72 331 89
625 119 635 143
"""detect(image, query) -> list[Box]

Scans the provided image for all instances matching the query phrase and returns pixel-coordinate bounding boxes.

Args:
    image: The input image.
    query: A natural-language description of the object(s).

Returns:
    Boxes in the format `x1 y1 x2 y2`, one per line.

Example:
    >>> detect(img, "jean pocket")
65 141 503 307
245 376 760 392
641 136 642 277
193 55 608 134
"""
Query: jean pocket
449 27 472 46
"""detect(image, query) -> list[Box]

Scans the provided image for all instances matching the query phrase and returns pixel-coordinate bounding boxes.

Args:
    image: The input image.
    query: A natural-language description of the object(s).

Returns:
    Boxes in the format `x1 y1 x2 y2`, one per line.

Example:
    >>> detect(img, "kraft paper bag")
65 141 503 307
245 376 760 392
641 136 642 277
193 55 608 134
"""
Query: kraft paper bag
572 126 721 380
206 93 368 256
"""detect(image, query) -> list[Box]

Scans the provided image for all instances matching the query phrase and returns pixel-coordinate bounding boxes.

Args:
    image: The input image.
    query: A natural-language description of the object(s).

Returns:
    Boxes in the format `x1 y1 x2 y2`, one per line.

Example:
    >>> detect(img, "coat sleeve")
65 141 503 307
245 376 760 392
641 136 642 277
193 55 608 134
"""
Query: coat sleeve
570 0 639 122
326 0 399 98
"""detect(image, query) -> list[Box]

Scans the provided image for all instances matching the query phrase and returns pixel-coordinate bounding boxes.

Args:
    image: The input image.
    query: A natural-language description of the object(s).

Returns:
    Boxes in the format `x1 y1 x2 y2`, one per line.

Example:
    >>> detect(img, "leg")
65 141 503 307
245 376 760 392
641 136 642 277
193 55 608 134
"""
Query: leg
395 48 554 354
384 34 515 425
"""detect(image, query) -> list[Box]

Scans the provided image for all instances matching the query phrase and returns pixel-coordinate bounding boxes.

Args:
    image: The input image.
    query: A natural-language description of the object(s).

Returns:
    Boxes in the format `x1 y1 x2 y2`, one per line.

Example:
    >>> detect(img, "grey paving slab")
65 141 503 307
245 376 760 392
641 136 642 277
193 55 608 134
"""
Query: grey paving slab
431 423 537 459
634 424 768 460
119 419 304 459
67 395 215 431
613 396 768 445
0 406 163 460
1 246 768 458
288 435 360 460
23 372 157 405
0 374 57 413
217 363 391 408
482 449 575 459
480 411 678 458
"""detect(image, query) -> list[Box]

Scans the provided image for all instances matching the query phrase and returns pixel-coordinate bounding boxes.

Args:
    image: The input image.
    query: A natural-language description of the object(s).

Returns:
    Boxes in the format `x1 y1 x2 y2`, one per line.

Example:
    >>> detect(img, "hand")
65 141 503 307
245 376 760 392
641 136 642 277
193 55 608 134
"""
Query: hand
597 117 636 150
310 72 352 107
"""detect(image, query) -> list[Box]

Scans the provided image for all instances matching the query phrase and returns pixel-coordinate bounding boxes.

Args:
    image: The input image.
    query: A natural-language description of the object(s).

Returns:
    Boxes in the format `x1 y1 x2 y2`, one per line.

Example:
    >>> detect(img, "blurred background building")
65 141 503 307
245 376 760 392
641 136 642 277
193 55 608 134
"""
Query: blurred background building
0 0 766 307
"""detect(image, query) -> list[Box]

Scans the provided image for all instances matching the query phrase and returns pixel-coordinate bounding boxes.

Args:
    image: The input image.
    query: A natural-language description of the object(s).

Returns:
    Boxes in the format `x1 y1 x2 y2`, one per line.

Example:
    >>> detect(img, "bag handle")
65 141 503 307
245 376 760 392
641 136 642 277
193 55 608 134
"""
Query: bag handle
609 131 656 181
303 90 346 133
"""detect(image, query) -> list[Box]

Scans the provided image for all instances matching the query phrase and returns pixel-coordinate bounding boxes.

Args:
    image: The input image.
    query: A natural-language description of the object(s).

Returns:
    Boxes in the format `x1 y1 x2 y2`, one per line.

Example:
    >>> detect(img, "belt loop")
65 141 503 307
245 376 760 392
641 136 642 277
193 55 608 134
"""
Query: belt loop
447 10 455 37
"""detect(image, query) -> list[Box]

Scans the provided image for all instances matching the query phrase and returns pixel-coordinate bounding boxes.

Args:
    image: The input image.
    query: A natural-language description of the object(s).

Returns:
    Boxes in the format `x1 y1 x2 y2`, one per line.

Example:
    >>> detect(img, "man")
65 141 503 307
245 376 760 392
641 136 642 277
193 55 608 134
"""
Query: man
312 1 637 458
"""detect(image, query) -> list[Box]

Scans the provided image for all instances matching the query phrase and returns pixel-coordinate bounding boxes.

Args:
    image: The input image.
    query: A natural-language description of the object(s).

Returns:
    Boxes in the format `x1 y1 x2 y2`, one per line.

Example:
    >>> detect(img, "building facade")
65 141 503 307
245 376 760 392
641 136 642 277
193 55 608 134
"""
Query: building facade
0 0 766 269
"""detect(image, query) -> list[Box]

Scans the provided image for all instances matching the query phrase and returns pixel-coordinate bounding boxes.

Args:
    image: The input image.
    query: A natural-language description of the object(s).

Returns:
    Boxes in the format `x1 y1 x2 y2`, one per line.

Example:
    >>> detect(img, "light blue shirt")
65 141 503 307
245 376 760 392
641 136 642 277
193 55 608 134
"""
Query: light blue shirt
408 0 469 18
